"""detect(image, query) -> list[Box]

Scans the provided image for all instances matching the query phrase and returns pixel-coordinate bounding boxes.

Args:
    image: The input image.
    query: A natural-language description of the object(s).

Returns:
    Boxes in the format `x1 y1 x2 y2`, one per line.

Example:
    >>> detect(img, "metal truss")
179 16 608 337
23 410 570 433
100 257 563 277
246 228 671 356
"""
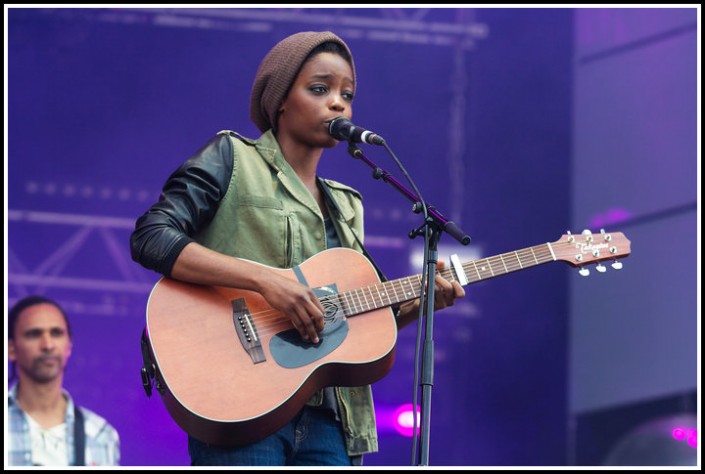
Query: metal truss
44 7 489 49
6 209 157 316
5 208 411 315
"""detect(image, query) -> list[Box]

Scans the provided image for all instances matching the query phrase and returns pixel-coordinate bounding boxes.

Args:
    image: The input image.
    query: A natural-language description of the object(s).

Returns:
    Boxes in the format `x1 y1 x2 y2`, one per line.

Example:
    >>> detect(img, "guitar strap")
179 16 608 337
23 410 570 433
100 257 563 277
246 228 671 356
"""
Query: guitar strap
291 265 310 287
317 177 389 283
7 396 85 465
73 404 85 466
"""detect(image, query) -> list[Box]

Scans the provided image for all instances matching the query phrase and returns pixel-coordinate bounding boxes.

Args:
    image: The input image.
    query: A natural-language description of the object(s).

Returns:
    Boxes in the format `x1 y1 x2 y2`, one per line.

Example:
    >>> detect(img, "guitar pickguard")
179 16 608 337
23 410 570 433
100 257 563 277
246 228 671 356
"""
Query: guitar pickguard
270 283 349 369
232 284 347 368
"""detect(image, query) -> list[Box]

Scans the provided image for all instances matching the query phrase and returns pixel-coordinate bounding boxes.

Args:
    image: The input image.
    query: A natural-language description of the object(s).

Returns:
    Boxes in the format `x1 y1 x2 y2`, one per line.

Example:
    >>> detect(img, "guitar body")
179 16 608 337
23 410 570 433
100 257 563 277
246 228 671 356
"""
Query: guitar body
143 230 631 448
145 247 397 447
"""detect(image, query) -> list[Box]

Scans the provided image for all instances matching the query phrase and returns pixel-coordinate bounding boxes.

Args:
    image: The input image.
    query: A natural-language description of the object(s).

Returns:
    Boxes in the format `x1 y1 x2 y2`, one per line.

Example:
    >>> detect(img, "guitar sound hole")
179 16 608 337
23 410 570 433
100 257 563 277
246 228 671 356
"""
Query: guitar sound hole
322 301 339 322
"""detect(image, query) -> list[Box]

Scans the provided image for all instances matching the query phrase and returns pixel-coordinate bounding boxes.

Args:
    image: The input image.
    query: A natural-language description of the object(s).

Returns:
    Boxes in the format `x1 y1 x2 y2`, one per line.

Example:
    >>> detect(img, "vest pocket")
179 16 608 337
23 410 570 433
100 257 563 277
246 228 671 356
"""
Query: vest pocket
285 212 303 267
286 213 293 267
236 197 290 268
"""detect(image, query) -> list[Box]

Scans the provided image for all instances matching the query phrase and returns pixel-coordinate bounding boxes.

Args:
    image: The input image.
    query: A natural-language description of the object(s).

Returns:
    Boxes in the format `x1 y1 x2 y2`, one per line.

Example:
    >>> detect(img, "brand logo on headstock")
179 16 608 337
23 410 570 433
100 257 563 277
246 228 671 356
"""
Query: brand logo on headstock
577 242 609 253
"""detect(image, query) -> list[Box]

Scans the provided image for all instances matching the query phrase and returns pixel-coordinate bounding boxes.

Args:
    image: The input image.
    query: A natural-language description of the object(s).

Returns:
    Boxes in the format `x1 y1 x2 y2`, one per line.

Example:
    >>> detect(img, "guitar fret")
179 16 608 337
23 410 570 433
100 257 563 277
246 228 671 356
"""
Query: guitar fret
397 280 405 300
371 286 380 309
513 251 524 269
503 253 519 272
341 291 353 315
484 259 496 277
333 294 346 317
372 286 380 310
402 278 415 298
373 287 382 309
343 290 354 313
380 282 393 306
515 249 535 270
529 246 539 265
351 289 363 313
374 285 383 308
399 280 410 300
522 249 535 265
349 291 360 314
390 280 401 304
340 294 352 317
442 268 455 282
381 284 391 307
359 288 369 311
402 279 412 299
470 261 482 280
534 244 552 263
357 288 369 310
355 288 365 312
360 286 371 311
499 254 509 273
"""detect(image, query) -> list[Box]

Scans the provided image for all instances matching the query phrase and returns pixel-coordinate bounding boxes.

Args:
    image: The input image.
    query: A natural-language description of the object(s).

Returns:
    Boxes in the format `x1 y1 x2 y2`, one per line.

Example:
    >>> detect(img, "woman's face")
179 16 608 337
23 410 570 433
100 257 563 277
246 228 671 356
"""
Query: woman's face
277 51 355 148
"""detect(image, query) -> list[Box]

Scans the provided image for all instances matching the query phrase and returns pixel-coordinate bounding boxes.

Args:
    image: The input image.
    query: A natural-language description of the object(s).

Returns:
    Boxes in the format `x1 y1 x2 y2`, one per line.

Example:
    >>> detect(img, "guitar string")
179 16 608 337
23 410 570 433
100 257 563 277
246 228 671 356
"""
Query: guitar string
232 239 622 336
238 274 430 336
242 283 408 336
239 243 557 336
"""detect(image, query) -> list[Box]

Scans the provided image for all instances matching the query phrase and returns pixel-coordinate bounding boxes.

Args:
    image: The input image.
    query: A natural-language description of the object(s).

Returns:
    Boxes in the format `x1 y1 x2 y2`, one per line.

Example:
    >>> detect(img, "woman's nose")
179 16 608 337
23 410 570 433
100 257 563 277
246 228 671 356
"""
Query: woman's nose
329 94 346 112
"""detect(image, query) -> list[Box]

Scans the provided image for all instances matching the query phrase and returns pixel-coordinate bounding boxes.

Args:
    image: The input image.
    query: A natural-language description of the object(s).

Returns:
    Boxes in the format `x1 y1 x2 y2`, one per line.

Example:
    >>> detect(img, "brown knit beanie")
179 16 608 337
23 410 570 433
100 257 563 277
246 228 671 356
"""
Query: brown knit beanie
250 31 356 133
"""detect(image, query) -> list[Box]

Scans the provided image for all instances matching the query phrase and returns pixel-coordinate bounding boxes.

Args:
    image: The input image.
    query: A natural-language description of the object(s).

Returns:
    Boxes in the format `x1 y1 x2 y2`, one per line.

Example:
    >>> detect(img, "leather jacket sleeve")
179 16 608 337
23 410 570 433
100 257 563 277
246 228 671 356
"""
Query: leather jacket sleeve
129 134 234 277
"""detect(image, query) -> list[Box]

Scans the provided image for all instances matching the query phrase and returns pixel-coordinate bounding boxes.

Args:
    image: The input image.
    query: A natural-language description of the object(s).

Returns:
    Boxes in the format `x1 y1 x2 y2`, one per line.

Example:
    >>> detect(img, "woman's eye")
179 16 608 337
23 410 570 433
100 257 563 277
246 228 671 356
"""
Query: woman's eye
310 85 327 94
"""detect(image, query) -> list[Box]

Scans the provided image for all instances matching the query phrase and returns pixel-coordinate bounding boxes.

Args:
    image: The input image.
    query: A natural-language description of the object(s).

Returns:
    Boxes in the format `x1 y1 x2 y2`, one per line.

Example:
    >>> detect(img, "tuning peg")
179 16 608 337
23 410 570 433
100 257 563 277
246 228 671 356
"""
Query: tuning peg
596 263 606 273
566 230 575 243
582 229 594 242
611 261 623 270
600 228 612 242
579 267 590 277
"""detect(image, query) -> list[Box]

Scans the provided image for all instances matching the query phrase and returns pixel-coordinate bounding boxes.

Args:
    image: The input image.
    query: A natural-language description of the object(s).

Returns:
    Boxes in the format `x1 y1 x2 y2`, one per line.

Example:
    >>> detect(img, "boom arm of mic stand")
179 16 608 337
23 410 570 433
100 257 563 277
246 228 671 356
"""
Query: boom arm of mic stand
346 144 471 246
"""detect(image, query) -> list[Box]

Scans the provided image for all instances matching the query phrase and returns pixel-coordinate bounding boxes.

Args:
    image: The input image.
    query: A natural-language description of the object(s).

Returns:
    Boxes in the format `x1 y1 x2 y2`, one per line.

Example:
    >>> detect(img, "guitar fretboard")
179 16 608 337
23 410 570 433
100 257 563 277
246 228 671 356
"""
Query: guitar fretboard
332 242 555 317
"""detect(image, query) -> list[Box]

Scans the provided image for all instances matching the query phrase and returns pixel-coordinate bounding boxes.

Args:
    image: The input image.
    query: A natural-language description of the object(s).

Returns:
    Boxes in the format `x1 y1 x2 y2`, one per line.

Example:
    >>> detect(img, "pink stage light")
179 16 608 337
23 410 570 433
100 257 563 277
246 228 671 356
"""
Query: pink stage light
671 426 697 448
393 403 420 437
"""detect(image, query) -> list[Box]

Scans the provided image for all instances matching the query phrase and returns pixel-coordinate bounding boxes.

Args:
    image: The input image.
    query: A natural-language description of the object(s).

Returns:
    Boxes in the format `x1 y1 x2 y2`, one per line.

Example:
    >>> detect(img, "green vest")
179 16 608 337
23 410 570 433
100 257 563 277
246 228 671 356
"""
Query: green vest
194 130 379 456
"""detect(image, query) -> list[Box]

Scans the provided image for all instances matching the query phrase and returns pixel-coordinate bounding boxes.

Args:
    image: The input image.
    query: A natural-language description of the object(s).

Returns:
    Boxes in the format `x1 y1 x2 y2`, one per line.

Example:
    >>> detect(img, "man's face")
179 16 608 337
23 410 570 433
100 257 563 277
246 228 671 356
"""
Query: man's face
9 303 72 384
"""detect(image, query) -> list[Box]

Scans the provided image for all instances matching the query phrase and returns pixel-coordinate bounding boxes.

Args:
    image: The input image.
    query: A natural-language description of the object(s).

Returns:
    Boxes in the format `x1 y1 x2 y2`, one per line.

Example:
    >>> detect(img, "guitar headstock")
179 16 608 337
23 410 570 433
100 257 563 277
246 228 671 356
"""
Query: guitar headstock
552 229 631 276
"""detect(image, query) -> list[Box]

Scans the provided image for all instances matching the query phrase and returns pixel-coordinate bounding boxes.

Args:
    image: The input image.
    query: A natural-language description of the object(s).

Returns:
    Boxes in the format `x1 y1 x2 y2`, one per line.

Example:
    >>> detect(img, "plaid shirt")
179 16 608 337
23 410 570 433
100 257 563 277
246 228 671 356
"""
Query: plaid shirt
7 384 120 466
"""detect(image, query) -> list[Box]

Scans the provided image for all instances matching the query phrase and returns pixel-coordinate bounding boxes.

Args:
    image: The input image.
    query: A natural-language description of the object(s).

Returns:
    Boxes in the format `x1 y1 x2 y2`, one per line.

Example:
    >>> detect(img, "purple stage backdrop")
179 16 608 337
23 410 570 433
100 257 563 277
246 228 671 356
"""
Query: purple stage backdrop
6 7 698 467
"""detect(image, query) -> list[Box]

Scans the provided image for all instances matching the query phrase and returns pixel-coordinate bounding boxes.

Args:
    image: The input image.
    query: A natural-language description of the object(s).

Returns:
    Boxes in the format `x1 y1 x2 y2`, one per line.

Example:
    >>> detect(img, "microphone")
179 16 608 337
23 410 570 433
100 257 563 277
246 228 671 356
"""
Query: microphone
328 117 385 145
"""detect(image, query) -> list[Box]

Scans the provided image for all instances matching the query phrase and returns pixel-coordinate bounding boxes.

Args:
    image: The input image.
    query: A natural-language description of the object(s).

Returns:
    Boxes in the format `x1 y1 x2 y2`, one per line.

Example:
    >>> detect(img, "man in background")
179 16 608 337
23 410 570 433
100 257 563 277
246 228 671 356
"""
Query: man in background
7 295 120 466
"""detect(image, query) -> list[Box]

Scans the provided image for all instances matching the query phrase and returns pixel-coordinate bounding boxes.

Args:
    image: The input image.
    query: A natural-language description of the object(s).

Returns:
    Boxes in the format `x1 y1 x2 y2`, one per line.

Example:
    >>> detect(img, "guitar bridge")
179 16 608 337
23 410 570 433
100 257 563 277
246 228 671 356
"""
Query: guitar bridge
232 298 266 364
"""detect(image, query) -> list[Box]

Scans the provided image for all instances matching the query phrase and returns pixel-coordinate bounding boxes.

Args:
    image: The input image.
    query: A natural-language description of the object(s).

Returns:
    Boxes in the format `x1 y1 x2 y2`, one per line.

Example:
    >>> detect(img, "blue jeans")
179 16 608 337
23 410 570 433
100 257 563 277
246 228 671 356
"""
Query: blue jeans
188 406 362 466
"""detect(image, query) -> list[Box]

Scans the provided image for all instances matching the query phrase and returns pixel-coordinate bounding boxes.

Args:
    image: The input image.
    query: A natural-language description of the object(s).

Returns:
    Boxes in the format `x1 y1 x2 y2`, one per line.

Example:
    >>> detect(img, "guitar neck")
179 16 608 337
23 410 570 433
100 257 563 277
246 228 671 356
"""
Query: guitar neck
338 242 555 317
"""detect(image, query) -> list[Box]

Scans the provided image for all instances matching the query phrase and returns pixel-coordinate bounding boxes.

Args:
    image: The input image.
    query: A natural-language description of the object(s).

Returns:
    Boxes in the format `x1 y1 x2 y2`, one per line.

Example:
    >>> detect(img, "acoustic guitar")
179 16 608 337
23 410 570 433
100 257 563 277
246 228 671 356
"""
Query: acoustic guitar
142 230 631 446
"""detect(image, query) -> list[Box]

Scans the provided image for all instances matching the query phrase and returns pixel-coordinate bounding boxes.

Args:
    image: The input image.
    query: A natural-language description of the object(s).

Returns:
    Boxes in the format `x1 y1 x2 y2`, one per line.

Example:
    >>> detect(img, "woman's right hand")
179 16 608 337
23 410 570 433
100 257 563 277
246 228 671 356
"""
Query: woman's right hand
258 273 326 344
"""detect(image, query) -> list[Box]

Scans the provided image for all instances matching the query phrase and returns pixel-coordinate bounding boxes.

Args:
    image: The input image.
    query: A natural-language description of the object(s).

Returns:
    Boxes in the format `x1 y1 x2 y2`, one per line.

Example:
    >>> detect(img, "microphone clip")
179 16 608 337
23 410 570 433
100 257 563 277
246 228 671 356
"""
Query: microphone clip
329 117 385 145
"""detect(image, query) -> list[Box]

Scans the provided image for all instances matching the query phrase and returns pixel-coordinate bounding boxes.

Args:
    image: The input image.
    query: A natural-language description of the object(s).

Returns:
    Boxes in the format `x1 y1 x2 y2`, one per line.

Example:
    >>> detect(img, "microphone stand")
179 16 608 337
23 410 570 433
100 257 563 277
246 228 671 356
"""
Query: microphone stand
345 143 470 466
